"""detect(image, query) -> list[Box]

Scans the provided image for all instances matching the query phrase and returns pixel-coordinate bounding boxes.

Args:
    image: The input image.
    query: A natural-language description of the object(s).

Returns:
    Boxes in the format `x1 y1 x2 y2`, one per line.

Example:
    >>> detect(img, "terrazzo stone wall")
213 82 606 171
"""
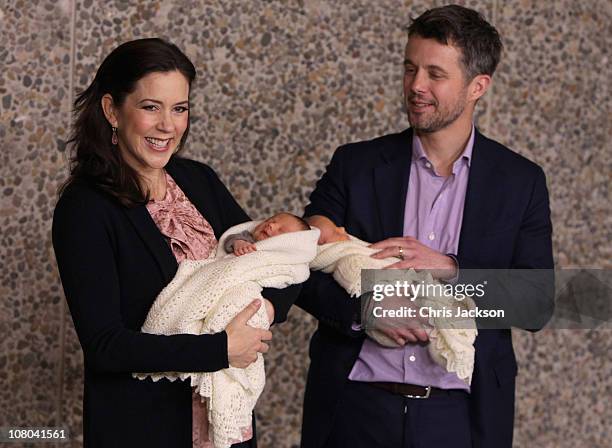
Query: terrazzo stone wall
1 0 610 447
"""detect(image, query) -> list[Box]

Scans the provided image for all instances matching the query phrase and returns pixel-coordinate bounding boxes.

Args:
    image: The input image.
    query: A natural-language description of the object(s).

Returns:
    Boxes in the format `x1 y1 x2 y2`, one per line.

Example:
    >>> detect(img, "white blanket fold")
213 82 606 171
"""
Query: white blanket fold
310 236 477 385
135 221 319 448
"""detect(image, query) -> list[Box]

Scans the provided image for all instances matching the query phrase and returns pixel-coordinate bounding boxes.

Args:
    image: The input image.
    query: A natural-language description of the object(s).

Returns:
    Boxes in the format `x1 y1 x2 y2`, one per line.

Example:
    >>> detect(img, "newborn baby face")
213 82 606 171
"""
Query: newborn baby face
306 215 349 245
252 213 308 241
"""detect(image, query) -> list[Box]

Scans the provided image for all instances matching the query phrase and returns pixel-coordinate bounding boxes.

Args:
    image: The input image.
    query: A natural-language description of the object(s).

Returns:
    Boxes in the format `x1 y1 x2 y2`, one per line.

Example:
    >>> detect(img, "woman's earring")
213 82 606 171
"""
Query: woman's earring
111 126 118 145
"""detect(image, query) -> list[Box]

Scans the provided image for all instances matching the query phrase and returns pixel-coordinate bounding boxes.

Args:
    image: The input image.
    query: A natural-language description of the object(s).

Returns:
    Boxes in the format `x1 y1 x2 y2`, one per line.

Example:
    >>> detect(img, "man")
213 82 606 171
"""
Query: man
297 5 553 448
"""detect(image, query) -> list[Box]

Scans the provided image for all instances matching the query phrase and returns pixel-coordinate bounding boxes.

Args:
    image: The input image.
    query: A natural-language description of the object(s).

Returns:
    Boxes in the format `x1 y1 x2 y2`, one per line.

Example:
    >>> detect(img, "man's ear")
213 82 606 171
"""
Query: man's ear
101 94 119 127
468 74 492 102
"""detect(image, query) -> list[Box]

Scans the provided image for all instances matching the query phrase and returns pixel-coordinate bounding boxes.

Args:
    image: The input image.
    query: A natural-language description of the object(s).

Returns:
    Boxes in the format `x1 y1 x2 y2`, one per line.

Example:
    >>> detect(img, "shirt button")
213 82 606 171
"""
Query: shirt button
428 232 435 241
409 355 416 362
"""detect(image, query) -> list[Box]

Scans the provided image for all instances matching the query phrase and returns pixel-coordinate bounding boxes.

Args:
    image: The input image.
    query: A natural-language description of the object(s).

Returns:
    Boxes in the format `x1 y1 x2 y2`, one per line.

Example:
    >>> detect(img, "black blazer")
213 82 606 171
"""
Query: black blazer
53 156 299 448
297 128 554 448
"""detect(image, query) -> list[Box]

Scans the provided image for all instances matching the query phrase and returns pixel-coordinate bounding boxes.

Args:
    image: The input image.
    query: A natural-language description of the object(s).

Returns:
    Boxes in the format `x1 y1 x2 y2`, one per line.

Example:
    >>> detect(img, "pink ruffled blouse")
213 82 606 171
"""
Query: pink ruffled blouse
146 171 252 447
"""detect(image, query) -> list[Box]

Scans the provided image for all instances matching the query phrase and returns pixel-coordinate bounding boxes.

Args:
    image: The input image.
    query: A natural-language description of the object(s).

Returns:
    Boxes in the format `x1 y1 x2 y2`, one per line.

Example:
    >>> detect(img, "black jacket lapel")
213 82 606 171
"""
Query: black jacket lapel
121 156 225 285
123 205 178 283
457 129 502 258
373 129 413 239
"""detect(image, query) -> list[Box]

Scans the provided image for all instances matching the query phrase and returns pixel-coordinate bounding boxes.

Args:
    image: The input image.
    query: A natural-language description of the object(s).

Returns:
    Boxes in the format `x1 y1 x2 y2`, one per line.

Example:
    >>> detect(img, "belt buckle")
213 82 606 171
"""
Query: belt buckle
404 385 431 399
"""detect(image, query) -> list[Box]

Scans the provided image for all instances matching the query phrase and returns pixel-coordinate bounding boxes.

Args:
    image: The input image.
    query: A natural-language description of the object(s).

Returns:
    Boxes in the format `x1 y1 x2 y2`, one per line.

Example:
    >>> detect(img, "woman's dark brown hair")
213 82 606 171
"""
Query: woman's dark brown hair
61 38 196 207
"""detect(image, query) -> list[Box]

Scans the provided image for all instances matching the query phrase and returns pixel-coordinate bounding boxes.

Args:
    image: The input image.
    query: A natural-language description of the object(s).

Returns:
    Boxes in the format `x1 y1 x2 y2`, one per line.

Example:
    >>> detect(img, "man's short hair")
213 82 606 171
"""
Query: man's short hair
407 5 503 80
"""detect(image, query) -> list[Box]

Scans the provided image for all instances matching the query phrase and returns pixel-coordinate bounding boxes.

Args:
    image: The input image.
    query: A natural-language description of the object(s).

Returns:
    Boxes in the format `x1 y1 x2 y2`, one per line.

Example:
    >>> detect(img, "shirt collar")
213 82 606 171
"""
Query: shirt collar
412 124 475 171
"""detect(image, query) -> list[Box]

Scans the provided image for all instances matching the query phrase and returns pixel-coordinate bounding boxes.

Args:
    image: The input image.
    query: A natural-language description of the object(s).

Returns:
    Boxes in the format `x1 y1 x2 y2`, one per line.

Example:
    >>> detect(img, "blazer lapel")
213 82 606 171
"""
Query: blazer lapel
457 129 502 256
122 157 225 285
373 129 413 239
123 205 178 283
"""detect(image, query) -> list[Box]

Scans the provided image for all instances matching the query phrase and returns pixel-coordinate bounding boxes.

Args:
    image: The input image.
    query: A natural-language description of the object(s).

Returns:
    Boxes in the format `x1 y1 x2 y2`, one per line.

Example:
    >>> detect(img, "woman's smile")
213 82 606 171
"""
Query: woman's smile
144 136 173 151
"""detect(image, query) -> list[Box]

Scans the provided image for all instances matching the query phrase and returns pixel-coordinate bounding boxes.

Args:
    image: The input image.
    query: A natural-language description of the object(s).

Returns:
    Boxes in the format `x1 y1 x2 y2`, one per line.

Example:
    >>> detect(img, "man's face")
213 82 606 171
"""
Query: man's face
403 36 471 133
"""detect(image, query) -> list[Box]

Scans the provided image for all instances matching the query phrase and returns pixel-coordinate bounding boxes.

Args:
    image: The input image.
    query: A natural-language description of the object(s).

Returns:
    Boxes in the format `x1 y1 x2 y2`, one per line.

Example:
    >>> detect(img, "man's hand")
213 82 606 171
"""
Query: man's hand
233 240 257 256
363 294 431 344
369 236 457 280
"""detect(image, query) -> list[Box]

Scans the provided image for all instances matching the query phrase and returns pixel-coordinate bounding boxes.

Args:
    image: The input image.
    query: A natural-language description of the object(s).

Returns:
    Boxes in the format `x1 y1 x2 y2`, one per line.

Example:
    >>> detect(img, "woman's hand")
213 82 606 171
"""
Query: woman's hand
226 299 272 368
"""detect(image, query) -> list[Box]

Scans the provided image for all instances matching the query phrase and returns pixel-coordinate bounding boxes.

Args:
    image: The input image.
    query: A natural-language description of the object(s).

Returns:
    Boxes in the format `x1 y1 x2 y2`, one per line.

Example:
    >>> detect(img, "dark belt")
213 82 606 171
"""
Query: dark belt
368 381 466 399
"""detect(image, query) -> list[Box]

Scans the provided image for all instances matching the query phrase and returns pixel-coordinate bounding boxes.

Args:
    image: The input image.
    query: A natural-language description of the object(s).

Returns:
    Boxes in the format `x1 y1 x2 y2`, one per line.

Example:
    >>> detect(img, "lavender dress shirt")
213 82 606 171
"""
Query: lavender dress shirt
348 126 475 391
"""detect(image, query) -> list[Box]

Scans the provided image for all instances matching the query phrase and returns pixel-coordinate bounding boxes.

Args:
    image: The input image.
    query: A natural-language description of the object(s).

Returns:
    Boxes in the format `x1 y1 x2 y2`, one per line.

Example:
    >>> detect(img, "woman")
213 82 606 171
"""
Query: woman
52 38 298 448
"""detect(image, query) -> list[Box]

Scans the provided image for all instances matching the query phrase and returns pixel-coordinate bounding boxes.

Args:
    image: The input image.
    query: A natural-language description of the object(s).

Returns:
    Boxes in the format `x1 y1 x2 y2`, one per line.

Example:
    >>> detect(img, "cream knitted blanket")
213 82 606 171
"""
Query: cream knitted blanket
135 221 320 448
310 236 477 385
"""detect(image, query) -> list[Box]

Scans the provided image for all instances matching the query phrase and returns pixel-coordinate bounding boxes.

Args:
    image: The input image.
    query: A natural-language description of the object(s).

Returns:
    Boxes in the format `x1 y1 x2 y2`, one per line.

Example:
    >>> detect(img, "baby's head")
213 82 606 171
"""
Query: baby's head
252 212 310 241
305 215 349 245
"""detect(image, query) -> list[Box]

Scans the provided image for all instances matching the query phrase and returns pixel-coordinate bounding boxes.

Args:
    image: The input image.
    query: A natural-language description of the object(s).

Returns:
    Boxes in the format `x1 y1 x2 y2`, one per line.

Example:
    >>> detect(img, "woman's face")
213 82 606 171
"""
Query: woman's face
103 70 190 178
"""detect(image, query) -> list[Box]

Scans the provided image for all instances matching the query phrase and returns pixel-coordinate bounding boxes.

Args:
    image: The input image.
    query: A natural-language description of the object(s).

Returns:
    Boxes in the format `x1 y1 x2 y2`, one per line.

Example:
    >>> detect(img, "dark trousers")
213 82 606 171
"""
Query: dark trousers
323 381 471 448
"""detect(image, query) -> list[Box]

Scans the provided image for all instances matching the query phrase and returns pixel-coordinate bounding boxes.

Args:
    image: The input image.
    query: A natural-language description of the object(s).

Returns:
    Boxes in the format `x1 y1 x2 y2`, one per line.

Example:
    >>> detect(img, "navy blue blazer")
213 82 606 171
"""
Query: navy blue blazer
53 157 299 448
297 128 554 448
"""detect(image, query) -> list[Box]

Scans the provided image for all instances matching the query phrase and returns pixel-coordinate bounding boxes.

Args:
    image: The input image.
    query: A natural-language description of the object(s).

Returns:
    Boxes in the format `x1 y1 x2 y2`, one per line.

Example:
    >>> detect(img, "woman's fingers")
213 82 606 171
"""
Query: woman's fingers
260 329 273 341
227 299 278 368
234 299 262 324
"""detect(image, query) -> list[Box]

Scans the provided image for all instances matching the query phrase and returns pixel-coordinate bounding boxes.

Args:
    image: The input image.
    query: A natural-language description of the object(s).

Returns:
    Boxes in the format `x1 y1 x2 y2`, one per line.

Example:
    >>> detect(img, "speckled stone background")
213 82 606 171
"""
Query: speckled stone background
0 0 610 447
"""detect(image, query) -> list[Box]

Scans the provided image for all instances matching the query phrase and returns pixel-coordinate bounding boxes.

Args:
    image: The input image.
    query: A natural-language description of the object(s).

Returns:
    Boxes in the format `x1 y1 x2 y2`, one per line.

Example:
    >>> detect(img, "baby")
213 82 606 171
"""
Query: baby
306 214 477 385
305 214 350 245
224 212 311 256
138 215 319 447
